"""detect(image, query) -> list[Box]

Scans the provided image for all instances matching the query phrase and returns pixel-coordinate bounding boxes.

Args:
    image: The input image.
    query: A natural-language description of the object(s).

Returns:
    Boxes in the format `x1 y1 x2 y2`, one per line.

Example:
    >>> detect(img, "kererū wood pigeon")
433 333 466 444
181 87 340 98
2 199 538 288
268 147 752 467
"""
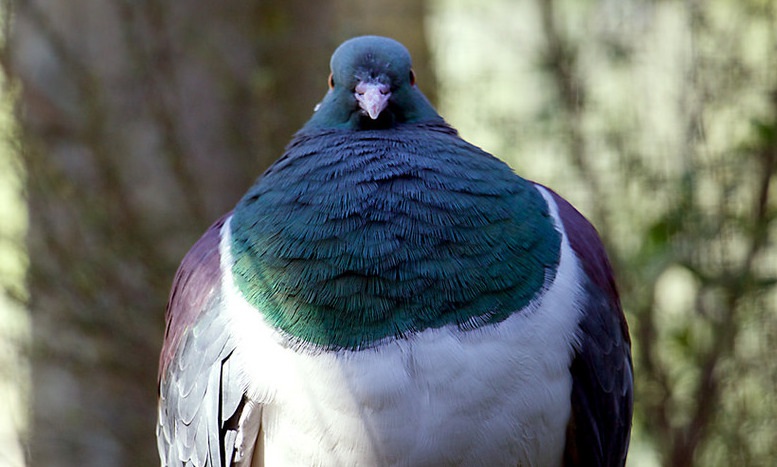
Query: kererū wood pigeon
157 36 633 467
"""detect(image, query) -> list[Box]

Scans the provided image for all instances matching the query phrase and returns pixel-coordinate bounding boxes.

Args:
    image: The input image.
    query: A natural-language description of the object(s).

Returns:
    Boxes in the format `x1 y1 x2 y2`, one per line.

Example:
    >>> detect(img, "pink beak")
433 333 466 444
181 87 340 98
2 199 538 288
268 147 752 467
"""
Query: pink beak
355 81 391 120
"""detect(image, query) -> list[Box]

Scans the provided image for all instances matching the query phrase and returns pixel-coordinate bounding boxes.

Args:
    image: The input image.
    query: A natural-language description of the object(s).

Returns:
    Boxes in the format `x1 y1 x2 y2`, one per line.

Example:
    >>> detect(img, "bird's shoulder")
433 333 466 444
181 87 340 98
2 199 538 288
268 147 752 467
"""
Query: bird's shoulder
159 213 230 381
158 213 264 466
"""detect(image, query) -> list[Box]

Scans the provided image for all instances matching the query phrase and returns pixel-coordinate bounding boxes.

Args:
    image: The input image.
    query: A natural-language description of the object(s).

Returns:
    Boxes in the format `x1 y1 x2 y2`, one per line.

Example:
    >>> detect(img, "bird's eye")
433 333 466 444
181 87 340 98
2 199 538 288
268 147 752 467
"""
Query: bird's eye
328 73 335 89
409 69 416 86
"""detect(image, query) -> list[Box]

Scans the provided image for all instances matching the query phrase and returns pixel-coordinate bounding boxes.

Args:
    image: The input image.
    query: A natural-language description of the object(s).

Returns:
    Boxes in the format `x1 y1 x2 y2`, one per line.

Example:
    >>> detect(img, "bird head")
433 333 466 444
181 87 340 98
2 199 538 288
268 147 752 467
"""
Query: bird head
306 36 441 130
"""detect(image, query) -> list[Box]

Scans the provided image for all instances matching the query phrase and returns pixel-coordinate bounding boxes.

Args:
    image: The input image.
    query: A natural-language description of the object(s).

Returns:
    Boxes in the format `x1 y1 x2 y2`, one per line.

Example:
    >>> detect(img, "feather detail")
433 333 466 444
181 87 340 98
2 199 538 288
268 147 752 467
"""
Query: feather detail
539 187 633 467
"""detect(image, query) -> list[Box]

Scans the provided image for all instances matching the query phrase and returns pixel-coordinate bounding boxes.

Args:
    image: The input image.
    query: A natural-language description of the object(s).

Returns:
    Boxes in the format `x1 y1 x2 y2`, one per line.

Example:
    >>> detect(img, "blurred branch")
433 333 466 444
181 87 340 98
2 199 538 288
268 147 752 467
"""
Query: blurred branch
633 281 674 434
665 14 777 467
16 4 135 226
15 0 171 287
114 0 209 226
536 0 611 241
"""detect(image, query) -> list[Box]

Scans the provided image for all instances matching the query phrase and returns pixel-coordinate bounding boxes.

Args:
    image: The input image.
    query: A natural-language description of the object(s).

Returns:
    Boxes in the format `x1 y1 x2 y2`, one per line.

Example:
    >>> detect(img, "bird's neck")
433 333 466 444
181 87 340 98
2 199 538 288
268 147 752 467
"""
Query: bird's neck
303 87 443 131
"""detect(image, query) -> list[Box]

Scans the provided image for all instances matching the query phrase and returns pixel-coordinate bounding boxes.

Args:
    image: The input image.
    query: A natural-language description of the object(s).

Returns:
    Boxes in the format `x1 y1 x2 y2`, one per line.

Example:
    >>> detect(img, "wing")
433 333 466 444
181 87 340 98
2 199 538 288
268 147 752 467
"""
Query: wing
157 214 262 467
544 188 634 467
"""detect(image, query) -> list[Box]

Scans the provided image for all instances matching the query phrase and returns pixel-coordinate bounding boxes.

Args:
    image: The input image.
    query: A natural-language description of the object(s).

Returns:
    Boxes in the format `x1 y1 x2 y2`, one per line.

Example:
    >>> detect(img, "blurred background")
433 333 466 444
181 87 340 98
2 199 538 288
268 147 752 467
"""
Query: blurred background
0 0 775 465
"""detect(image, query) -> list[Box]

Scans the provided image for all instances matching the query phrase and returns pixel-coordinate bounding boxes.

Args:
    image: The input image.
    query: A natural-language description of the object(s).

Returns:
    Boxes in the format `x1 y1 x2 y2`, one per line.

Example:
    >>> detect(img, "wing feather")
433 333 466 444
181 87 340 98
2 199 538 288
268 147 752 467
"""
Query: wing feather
157 214 261 467
543 188 633 467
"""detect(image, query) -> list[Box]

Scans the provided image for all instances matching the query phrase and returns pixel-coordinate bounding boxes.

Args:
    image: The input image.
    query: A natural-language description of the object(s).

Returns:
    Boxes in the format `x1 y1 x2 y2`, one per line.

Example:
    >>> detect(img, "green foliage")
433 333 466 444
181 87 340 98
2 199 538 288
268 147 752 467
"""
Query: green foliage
0 41 29 467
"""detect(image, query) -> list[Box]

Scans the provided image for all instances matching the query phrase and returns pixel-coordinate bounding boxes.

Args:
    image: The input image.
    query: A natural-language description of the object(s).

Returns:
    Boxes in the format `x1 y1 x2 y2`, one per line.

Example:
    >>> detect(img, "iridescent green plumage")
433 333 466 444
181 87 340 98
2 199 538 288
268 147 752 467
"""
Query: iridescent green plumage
230 36 561 350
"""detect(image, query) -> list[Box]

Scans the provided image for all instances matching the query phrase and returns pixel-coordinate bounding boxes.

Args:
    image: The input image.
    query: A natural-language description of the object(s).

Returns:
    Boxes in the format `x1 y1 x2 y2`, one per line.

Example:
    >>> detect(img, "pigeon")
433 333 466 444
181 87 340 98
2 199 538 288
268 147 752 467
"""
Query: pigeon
157 35 633 467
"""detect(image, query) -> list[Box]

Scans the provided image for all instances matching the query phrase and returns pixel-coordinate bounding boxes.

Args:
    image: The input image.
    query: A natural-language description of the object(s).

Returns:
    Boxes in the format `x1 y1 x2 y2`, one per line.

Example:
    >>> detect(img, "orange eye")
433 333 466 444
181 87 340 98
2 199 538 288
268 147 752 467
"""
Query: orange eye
328 73 335 89
409 69 416 86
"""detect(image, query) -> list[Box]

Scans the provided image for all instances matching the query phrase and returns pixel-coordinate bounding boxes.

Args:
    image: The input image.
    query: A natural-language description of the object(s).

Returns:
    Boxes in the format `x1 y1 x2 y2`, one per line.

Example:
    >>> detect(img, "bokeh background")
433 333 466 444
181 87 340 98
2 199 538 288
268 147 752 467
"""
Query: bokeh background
1 0 776 466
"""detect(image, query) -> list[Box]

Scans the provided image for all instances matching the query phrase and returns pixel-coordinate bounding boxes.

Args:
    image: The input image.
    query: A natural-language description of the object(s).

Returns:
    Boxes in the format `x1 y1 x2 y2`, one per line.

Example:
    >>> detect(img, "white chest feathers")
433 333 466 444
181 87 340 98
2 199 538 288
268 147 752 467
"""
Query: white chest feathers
220 190 584 467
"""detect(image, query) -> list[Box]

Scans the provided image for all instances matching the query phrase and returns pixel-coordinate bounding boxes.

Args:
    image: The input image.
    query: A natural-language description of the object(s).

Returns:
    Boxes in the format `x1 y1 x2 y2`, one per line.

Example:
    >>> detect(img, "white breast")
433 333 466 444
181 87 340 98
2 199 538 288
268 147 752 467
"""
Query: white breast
220 189 583 467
